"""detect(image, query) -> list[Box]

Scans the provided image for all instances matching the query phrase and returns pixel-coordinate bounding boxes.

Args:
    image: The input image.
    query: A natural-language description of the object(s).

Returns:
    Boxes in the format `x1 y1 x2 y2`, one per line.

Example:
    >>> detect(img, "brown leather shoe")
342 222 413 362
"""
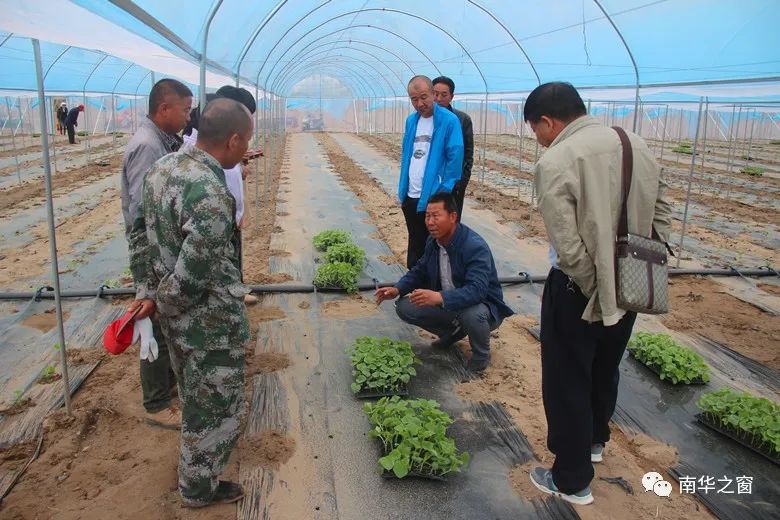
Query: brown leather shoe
144 406 181 430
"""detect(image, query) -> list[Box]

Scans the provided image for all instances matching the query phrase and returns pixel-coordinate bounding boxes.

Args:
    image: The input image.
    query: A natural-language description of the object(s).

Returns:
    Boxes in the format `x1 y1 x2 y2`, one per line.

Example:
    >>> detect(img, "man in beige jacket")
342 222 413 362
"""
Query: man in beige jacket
525 82 672 505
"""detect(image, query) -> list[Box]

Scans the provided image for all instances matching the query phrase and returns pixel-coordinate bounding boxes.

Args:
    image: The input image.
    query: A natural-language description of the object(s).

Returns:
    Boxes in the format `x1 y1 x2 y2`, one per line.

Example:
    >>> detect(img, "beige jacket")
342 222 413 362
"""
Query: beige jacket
535 116 672 326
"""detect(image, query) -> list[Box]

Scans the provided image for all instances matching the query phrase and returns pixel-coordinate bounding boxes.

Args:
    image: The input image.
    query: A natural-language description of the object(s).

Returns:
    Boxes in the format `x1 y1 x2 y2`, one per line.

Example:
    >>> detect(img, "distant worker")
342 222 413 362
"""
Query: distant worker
432 76 473 219
129 98 253 508
398 75 464 269
56 102 68 136
524 82 672 505
121 78 193 429
64 104 84 144
375 192 513 375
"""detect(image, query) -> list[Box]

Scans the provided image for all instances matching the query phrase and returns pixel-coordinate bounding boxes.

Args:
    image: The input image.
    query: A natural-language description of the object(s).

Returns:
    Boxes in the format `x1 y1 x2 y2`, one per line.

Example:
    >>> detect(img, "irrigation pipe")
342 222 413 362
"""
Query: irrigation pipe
0 267 776 301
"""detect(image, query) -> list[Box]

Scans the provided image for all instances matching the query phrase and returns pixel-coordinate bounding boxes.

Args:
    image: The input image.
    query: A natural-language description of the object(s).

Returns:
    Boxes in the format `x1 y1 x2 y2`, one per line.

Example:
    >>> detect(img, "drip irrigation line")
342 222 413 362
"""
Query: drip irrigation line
0 267 776 301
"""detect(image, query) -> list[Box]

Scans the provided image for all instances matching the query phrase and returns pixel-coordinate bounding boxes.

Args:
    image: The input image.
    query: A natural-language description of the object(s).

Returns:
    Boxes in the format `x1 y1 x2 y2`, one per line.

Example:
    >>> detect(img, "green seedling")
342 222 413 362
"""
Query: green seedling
313 262 360 293
347 337 419 394
628 332 710 384
698 388 780 458
38 364 58 384
740 165 764 177
313 229 352 251
325 242 366 269
364 396 469 478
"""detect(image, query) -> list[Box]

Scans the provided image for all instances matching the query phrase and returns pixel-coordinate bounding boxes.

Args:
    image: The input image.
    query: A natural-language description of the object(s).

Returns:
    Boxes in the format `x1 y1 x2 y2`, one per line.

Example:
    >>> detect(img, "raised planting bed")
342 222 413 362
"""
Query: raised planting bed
696 388 780 466
627 332 710 385
364 396 469 480
348 336 419 398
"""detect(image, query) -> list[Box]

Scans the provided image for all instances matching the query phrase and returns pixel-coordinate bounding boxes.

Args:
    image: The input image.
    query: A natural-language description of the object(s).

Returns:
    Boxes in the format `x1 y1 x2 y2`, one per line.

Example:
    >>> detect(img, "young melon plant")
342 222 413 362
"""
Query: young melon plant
672 143 694 154
364 396 469 478
741 165 764 177
697 388 780 461
313 261 360 293
348 337 419 395
627 332 710 384
325 242 366 269
313 229 352 251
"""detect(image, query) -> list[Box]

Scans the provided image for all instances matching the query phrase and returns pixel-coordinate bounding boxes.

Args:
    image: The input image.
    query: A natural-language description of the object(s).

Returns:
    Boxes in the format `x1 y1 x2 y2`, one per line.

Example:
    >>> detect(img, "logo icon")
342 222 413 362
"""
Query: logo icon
642 471 673 498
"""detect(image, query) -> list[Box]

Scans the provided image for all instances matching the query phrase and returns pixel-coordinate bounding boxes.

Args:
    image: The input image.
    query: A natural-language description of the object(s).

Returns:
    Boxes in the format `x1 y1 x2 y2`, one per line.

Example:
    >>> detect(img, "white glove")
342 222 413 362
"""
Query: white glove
134 317 159 362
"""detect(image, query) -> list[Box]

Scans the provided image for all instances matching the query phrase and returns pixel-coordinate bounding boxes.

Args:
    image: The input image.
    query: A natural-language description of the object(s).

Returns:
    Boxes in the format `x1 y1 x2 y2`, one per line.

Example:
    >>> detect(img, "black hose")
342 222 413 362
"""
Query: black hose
0 267 775 301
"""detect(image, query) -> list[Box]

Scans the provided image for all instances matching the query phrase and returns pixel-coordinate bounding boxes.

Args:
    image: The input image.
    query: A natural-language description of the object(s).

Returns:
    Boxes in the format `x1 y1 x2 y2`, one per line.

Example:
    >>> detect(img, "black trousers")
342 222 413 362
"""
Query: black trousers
66 124 76 144
454 178 469 222
401 196 429 269
540 268 637 494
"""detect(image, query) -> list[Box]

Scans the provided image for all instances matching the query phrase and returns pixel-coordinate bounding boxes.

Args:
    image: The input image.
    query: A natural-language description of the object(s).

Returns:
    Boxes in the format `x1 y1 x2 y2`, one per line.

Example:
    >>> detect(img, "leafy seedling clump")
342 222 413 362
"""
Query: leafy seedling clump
313 229 352 251
348 337 419 396
37 364 61 384
313 262 361 293
364 396 469 479
325 242 366 269
697 388 780 463
627 332 710 384
741 165 764 177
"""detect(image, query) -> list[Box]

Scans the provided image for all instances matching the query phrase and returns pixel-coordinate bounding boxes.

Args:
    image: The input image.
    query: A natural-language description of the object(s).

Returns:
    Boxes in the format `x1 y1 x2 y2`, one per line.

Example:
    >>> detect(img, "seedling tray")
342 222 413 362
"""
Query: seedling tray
628 351 707 385
696 413 780 467
354 384 409 400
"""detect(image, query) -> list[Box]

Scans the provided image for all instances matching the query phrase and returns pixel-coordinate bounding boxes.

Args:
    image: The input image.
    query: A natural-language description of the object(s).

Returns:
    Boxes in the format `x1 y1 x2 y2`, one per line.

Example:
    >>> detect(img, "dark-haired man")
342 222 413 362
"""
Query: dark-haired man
432 76 473 219
399 75 464 269
129 98 253 508
375 192 512 374
524 82 672 505
122 78 193 429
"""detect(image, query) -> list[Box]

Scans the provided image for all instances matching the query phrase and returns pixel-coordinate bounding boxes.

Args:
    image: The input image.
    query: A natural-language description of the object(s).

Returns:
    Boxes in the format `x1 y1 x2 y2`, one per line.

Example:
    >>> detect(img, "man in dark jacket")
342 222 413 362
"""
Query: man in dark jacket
433 76 473 219
64 104 84 144
375 192 513 374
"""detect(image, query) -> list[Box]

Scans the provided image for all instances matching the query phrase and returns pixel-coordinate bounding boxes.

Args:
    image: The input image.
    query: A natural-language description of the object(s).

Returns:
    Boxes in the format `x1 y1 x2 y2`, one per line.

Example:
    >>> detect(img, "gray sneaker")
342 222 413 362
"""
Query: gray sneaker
591 443 604 463
529 467 594 505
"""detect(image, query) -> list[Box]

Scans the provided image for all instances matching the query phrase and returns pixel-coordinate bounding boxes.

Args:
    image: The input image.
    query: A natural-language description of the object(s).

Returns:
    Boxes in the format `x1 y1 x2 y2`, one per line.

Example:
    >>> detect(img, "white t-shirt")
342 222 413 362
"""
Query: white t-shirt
407 115 433 198
182 128 244 223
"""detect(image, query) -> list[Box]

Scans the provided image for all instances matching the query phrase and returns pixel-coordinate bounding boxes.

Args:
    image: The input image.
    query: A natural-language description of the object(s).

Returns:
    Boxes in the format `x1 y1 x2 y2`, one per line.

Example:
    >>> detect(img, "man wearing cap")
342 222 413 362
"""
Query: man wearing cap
56 102 68 136
129 97 252 508
64 103 84 144
122 78 193 429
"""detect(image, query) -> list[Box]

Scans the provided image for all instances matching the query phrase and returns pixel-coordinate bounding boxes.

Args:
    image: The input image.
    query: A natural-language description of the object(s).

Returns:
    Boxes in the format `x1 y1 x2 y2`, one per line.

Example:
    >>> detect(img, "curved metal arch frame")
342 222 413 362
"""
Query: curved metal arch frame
199 0 224 109
276 57 390 98
134 70 153 97
259 25 442 92
591 0 641 130
281 64 375 100
43 46 73 81
82 55 111 92
260 9 487 92
304 38 416 76
466 0 540 85
276 59 386 99
111 63 137 95
274 45 404 94
280 42 409 88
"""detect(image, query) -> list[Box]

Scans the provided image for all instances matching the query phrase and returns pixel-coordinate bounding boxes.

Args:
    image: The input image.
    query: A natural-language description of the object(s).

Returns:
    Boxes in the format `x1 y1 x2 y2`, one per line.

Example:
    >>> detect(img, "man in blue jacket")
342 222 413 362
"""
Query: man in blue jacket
398 75 464 269
375 192 513 374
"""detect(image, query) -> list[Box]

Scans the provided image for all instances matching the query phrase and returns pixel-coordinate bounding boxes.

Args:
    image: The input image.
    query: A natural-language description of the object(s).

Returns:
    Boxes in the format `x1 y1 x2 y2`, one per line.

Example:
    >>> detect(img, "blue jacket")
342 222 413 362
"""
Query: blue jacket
395 224 514 323
398 102 464 212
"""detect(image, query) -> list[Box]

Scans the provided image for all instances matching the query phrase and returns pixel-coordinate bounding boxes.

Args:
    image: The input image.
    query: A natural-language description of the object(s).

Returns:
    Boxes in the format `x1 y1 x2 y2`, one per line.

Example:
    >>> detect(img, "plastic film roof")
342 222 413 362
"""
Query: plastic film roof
65 0 780 97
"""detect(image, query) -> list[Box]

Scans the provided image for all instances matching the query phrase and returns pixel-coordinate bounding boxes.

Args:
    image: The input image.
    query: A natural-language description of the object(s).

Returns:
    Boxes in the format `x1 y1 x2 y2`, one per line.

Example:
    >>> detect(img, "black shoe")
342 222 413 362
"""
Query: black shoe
466 358 489 374
431 327 467 349
182 480 244 508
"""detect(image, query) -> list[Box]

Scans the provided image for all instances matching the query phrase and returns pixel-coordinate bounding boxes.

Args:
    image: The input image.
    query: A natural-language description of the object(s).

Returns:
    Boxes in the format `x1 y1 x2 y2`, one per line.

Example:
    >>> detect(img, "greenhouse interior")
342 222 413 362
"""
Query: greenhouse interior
0 1 778 519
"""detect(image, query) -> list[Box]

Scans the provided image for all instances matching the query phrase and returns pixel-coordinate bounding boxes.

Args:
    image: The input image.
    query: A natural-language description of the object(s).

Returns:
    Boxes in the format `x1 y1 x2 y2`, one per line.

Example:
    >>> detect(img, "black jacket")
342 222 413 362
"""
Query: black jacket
448 105 474 184
65 107 80 126
56 106 68 123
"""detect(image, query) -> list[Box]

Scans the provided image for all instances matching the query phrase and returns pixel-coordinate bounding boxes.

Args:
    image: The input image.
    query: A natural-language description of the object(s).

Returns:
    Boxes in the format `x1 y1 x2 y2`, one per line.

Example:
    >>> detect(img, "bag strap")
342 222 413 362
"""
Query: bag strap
612 126 632 237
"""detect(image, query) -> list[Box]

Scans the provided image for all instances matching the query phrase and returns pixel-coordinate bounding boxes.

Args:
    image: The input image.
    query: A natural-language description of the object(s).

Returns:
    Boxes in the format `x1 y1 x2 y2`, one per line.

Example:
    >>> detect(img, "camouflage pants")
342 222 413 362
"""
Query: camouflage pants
174 346 246 504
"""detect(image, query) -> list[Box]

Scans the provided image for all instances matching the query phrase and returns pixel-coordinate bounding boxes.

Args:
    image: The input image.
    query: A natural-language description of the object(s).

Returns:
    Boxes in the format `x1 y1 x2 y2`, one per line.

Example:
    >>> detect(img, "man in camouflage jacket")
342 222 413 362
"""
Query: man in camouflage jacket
129 98 253 507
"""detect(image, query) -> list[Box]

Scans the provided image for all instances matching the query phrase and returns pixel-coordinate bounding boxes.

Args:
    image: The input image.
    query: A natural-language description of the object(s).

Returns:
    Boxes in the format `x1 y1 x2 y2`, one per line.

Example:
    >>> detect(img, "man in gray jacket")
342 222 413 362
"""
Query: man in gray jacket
433 76 473 219
525 82 672 505
121 78 193 428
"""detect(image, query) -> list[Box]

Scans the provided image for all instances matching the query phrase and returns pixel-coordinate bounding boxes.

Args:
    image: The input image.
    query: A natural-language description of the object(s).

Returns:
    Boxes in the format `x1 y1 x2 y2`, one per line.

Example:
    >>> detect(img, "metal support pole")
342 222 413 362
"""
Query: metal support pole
677 97 704 268
5 96 22 184
699 99 709 179
745 111 758 166
659 105 669 161
47 97 58 174
33 39 72 416
517 101 524 199
481 94 488 184
726 105 742 201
